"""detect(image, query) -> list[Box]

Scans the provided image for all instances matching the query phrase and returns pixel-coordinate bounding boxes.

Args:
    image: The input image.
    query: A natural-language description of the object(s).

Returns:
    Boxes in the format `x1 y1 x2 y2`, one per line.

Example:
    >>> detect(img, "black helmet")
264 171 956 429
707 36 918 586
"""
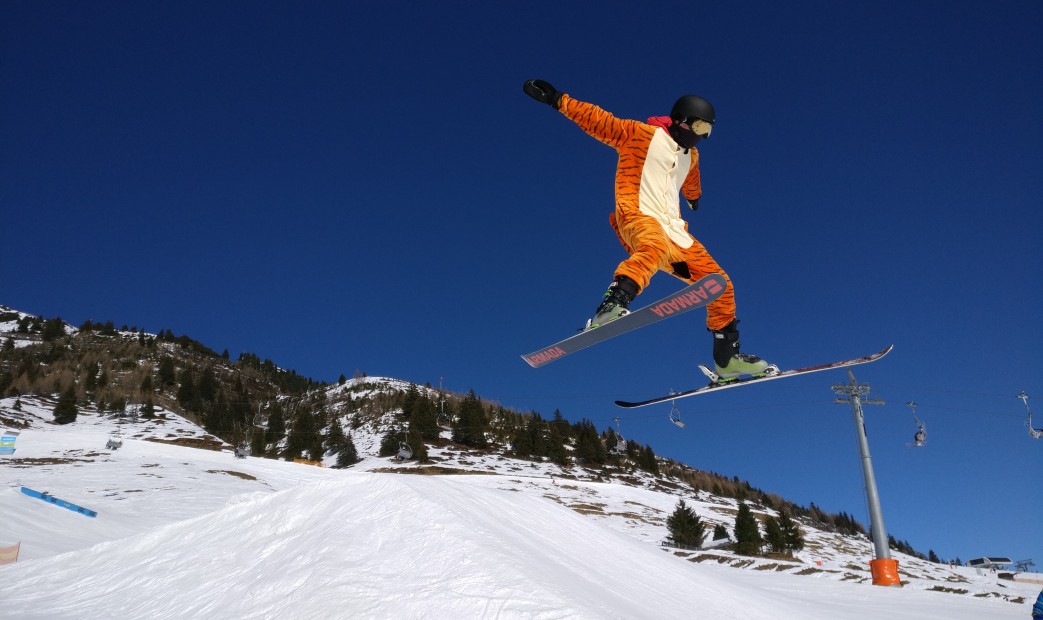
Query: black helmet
670 95 715 125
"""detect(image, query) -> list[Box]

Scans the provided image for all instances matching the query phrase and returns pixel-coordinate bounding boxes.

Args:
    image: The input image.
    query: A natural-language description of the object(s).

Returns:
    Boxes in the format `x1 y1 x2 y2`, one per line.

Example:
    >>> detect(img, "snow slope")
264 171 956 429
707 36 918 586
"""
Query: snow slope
1 396 1038 619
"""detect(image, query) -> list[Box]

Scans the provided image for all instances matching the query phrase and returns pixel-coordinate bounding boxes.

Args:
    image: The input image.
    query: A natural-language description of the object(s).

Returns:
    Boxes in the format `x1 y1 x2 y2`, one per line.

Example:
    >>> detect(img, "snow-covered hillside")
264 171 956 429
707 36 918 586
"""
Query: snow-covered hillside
1 395 1037 619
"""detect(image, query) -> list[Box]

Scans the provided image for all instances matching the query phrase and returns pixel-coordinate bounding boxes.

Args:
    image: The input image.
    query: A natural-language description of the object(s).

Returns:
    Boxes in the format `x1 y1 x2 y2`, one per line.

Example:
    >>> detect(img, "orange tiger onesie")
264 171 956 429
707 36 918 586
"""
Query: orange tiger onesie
557 93 736 332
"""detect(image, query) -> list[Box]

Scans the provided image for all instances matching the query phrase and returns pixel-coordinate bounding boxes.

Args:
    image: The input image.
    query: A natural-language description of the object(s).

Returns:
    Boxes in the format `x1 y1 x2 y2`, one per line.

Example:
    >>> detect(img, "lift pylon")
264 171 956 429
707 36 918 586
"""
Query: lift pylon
834 369 901 587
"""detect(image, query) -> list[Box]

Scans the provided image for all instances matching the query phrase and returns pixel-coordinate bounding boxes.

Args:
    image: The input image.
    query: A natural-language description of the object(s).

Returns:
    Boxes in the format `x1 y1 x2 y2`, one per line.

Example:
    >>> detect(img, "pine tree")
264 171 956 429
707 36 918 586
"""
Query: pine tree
285 404 322 461
157 356 176 385
411 393 441 441
545 414 569 463
778 508 805 552
452 390 488 448
41 317 64 341
528 413 549 457
406 426 428 461
197 366 218 404
733 501 763 556
327 416 347 451
511 419 534 458
53 385 78 424
229 376 252 431
327 418 360 468
335 433 360 468
637 443 659 474
379 428 404 458
402 384 421 419
764 516 786 553
83 362 100 398
546 430 570 467
572 419 606 464
205 392 233 435
666 499 706 549
550 410 572 441
712 524 730 541
487 406 512 444
176 369 198 411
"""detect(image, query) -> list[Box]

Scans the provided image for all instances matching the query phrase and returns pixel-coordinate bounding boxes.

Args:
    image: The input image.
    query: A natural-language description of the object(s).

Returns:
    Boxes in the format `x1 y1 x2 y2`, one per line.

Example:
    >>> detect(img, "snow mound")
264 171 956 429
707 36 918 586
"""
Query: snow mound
3 474 783 618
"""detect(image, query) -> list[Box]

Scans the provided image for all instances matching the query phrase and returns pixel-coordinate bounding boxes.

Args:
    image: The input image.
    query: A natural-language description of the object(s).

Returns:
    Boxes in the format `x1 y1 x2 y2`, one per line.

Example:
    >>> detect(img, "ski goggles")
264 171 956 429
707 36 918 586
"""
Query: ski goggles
681 118 713 138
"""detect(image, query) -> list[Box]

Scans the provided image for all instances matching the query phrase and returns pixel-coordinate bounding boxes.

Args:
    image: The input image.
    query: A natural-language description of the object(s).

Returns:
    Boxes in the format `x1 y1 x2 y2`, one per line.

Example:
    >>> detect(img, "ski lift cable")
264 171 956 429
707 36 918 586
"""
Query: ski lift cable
593 397 824 425
906 401 1024 420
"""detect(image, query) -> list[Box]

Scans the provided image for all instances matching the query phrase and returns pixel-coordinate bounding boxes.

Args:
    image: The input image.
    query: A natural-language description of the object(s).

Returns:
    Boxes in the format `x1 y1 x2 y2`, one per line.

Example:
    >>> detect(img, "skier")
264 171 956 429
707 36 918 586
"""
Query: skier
523 79 771 379
1033 588 1043 619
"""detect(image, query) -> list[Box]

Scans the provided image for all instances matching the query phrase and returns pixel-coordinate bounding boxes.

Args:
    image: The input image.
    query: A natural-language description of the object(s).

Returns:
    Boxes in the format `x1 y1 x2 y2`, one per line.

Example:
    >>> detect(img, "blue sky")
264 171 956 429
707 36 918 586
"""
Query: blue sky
3 1 1040 566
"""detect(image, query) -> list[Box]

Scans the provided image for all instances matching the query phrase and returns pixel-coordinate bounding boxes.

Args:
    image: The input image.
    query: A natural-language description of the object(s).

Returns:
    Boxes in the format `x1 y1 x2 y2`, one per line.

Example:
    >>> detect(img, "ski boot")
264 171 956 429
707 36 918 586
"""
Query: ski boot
584 276 638 331
710 320 777 381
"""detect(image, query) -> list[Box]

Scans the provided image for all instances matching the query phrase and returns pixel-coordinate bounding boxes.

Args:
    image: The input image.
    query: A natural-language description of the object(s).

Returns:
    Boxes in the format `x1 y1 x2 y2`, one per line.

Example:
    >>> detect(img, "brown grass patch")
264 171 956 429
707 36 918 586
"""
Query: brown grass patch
370 466 498 476
795 567 825 576
1 457 94 467
144 436 225 451
568 503 606 515
687 554 732 564
206 469 257 481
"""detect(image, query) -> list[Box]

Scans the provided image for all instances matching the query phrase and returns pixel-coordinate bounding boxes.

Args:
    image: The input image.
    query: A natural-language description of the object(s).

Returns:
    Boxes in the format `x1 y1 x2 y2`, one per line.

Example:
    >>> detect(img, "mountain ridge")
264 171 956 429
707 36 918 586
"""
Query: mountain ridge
0 304 999 566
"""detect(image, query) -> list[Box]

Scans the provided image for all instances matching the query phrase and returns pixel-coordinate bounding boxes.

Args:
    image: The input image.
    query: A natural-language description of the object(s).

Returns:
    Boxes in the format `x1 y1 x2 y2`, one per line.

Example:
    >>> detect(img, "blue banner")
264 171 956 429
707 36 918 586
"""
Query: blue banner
20 487 98 518
0 432 16 455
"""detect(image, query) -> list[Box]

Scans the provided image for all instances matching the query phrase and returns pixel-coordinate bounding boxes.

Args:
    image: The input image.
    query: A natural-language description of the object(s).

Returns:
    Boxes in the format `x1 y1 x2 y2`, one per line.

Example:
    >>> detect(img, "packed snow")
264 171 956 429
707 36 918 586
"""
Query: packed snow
1 395 1039 619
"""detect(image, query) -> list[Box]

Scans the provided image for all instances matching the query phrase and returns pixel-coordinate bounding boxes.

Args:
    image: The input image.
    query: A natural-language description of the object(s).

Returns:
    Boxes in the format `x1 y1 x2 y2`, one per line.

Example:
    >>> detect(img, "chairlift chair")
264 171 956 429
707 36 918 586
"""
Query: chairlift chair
668 393 686 428
610 416 628 454
393 428 413 461
913 425 927 447
396 442 413 461
1019 392 1042 439
252 406 270 430
907 401 927 447
106 426 123 450
436 400 451 429
107 414 124 450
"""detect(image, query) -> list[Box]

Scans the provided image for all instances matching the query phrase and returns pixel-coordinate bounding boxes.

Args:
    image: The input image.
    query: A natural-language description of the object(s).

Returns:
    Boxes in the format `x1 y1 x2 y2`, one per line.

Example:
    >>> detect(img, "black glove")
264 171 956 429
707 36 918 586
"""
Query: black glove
523 79 562 109
687 198 700 212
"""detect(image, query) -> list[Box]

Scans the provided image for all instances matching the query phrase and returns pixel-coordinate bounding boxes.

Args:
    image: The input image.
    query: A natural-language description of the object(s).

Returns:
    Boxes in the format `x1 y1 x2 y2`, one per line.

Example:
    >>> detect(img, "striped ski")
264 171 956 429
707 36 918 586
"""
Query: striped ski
615 345 893 408
522 274 728 368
